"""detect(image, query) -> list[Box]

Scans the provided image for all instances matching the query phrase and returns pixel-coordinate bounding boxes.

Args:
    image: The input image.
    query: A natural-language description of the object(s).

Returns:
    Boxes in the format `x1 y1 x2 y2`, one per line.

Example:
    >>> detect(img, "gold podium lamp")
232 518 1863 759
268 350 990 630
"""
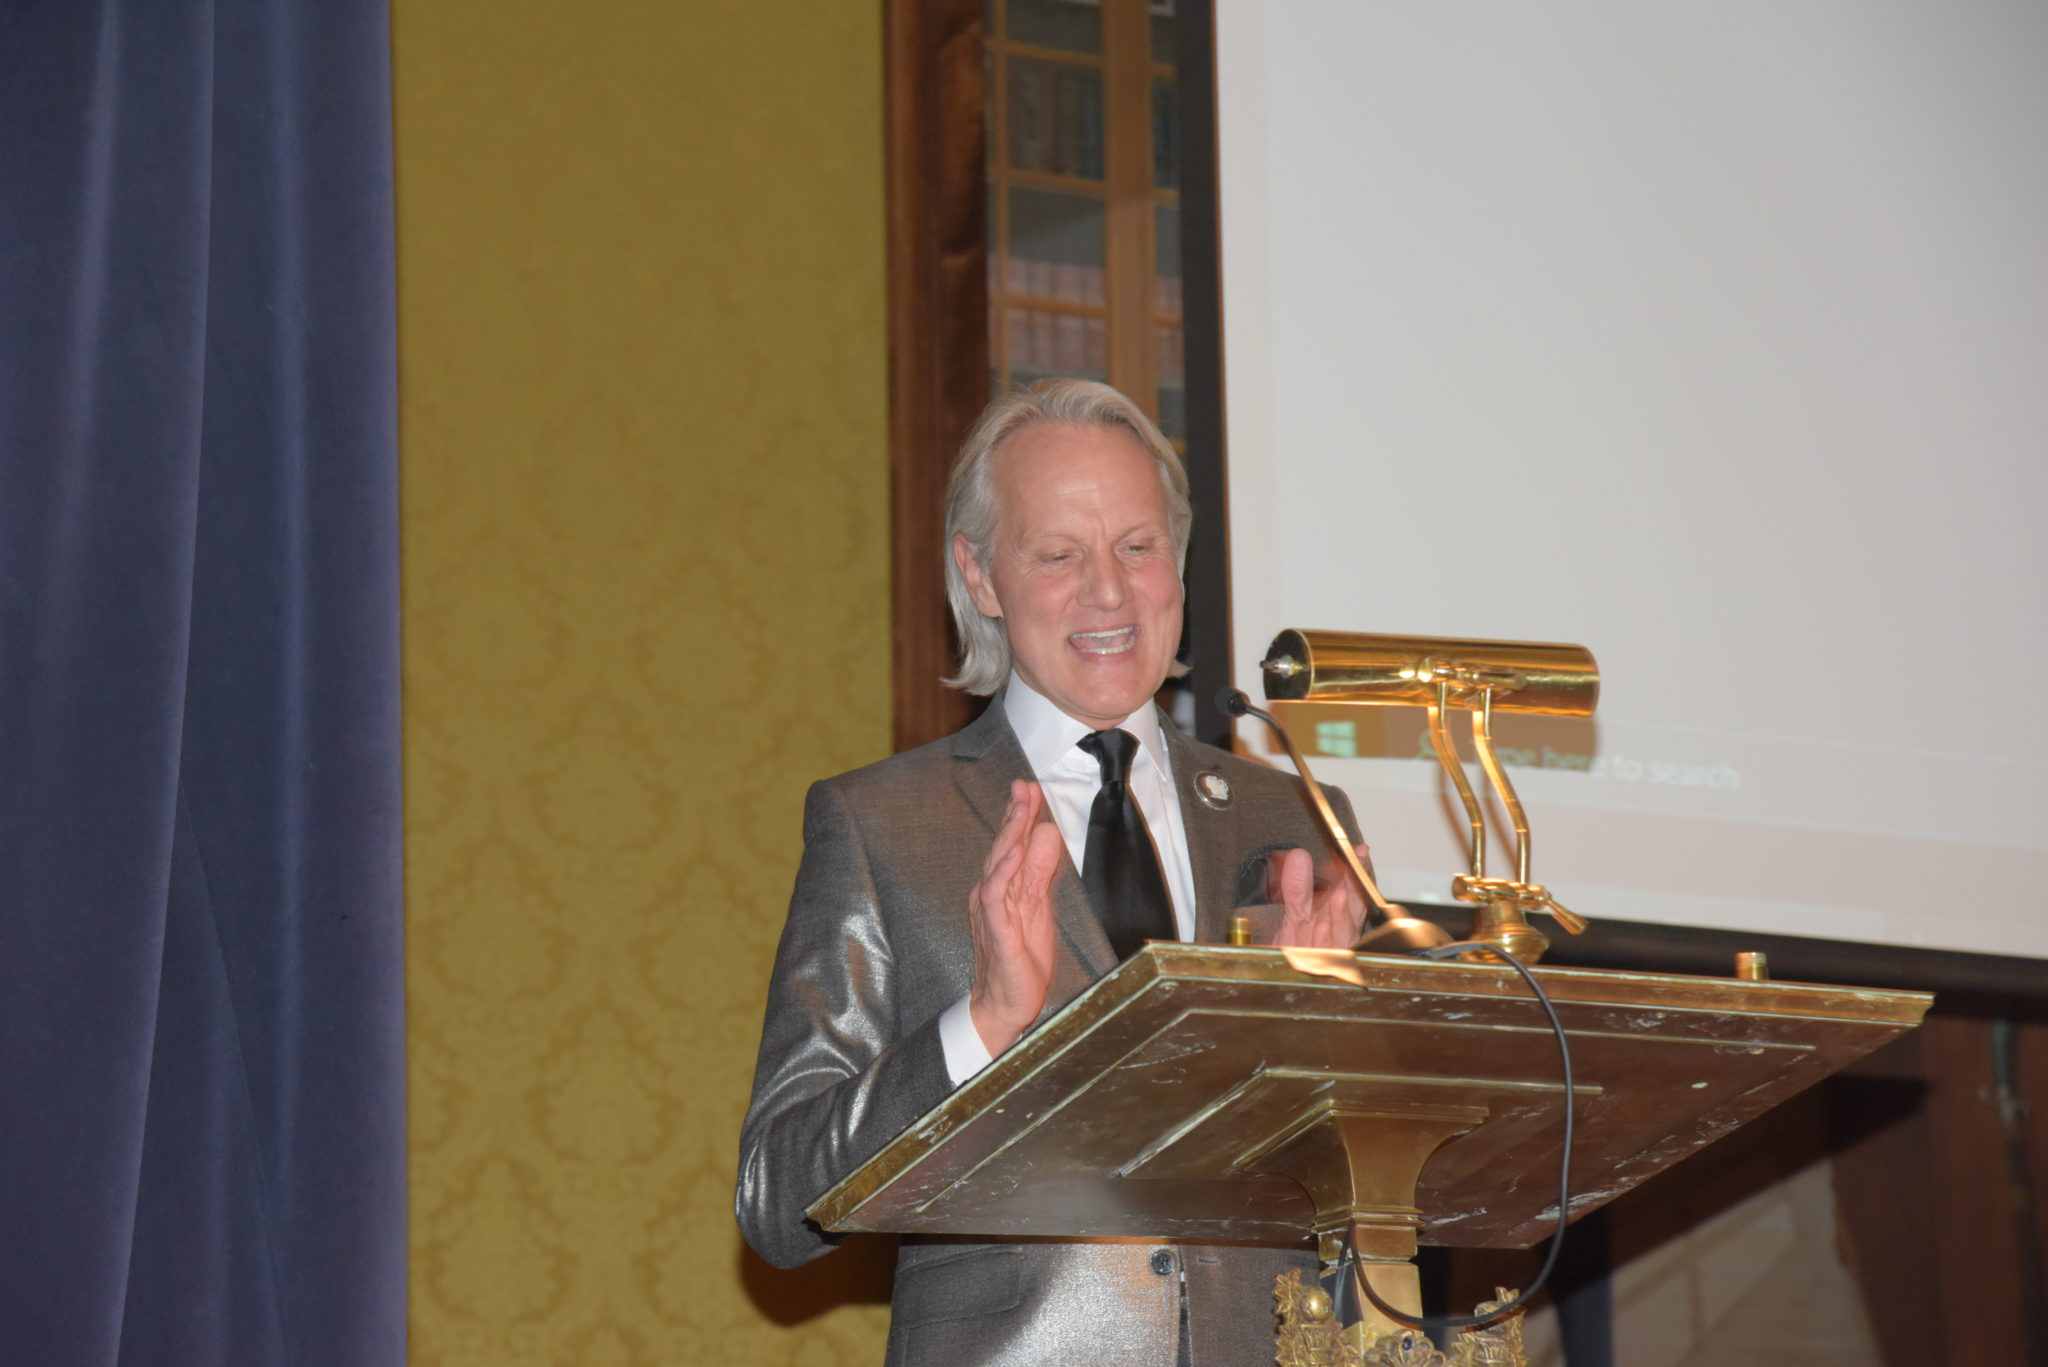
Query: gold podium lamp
1264 629 1600 964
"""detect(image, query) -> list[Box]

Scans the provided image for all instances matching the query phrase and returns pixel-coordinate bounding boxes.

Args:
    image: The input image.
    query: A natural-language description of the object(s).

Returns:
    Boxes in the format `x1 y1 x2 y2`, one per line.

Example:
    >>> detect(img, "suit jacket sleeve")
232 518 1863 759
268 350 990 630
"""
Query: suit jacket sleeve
735 777 957 1269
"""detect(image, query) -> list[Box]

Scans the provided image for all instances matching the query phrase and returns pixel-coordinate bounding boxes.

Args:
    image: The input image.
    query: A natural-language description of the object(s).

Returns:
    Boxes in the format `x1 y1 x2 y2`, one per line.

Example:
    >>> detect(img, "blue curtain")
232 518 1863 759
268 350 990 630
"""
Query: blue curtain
0 1 405 1363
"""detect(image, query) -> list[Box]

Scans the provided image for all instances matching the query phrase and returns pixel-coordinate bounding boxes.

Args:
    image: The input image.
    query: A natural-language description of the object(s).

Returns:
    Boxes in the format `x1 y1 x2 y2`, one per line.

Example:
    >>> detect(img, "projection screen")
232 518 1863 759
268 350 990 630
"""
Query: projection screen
1214 1 2048 960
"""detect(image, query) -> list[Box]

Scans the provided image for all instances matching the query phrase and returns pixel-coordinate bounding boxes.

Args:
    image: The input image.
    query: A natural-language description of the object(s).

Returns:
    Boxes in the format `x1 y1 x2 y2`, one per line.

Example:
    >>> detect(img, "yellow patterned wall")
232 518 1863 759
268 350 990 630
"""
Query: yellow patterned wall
393 4 893 1362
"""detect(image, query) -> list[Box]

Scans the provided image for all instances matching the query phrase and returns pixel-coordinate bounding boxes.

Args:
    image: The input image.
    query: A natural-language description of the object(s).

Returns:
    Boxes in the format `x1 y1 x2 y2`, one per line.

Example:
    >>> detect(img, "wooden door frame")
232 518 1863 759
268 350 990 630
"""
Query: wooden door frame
885 0 989 752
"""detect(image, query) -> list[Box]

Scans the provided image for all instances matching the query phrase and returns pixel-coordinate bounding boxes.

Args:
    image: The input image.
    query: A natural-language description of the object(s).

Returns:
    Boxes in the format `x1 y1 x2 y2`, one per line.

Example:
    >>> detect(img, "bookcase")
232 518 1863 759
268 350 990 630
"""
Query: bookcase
986 0 1184 440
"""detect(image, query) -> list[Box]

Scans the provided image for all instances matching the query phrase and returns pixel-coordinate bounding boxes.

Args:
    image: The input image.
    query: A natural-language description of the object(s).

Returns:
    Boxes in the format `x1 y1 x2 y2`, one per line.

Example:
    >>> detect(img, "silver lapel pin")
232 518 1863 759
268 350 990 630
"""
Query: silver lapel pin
1194 771 1232 810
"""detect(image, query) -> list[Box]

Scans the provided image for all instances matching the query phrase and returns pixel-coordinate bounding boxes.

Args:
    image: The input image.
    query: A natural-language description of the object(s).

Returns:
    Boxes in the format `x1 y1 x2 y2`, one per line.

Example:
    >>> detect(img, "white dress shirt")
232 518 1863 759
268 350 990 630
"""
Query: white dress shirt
937 673 1195 1083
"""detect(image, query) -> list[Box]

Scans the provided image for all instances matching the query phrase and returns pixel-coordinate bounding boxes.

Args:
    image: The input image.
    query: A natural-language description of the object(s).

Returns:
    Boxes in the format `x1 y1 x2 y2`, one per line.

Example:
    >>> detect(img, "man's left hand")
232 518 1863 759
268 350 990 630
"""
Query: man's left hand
1268 844 1371 950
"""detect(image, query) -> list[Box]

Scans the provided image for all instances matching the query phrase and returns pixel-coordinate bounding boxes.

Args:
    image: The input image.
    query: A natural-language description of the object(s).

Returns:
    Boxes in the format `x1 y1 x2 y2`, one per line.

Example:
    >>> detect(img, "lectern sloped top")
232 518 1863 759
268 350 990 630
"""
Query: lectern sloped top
807 943 1930 1250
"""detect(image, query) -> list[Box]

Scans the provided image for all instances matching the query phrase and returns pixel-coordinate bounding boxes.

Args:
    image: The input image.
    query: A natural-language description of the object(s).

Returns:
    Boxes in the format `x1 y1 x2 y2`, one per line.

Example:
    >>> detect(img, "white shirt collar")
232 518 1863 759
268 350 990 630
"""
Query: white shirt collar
1001 671 1171 778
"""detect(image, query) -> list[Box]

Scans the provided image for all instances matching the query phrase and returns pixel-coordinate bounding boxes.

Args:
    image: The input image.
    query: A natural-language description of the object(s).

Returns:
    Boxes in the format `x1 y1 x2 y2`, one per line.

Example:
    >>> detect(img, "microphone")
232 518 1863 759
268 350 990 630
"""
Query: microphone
1217 687 1452 954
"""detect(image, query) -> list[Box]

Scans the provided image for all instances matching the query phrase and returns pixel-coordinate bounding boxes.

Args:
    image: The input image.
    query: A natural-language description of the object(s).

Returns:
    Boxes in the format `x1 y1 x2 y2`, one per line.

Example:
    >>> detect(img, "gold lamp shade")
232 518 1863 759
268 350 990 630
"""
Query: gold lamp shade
1261 630 1600 718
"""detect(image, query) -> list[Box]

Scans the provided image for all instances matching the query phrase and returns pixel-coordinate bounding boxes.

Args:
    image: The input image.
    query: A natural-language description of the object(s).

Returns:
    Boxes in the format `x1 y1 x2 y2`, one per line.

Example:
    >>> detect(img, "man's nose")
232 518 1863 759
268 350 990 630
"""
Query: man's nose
1078 552 1127 608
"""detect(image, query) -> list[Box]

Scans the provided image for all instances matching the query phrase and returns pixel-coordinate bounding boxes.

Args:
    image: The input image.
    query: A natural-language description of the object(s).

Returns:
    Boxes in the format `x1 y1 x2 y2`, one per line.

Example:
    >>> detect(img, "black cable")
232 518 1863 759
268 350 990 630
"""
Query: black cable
1336 941 1578 1334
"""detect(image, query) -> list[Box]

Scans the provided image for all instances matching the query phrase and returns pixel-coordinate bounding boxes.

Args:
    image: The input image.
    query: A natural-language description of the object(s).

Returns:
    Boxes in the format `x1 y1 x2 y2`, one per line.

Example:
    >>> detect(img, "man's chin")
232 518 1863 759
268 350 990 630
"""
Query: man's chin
1048 675 1165 730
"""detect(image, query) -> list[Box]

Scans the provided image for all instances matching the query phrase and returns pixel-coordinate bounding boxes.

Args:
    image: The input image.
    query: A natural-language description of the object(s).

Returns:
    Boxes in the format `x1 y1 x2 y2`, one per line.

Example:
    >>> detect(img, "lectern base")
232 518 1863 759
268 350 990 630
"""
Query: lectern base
1241 1098 1490 1339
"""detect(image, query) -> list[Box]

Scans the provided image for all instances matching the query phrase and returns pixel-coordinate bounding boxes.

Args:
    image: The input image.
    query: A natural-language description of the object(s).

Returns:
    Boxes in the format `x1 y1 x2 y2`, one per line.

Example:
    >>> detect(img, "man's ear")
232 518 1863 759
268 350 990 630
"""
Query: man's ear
952 534 1002 618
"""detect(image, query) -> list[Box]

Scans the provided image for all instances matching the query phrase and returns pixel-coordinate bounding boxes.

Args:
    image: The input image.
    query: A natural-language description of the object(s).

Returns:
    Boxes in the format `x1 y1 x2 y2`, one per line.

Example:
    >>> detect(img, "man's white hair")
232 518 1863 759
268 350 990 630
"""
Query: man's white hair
943 378 1193 696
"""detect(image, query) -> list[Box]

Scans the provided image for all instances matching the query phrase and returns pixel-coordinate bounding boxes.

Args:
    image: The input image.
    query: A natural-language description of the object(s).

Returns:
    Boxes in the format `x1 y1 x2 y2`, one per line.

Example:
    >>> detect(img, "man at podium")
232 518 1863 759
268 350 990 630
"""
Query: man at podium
737 379 1369 1365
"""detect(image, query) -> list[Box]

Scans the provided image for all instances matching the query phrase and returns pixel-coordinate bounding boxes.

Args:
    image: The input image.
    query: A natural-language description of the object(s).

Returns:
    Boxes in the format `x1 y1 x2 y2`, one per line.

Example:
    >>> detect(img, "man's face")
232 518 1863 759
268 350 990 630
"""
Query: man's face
955 422 1184 730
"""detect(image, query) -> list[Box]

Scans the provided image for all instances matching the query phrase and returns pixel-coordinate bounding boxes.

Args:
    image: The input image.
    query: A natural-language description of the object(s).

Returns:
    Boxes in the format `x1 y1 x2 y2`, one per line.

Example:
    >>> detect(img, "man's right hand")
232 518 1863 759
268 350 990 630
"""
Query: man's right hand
967 780 1064 1057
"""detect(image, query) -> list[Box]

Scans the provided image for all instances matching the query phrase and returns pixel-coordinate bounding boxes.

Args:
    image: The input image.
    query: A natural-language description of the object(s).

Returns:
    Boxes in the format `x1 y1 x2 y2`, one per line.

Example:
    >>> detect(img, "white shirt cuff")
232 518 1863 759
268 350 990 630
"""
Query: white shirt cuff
938 993 995 1085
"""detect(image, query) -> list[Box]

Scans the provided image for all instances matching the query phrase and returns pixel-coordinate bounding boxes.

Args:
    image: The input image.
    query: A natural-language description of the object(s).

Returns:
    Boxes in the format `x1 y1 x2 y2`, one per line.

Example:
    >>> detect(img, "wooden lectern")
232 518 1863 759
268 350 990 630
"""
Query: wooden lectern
808 943 1930 1361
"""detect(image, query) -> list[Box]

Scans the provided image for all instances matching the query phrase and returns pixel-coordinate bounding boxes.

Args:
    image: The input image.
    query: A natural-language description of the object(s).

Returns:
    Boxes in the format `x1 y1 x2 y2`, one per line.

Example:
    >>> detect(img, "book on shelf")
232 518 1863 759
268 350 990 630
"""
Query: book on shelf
1008 58 1104 179
1155 323 1184 387
1151 79 1177 189
1154 274 1182 319
1010 60 1044 173
1071 68 1104 179
1054 314 1085 372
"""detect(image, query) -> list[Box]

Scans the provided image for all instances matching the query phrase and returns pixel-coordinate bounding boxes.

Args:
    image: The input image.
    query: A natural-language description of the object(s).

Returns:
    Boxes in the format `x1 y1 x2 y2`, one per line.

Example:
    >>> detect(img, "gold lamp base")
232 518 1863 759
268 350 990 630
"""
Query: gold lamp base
1452 875 1593 965
1459 896 1551 966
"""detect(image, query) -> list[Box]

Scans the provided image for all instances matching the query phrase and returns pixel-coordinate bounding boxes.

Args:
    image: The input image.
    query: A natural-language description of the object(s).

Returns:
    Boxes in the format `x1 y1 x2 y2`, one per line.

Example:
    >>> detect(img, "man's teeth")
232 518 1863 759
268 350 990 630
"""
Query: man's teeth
1071 628 1137 655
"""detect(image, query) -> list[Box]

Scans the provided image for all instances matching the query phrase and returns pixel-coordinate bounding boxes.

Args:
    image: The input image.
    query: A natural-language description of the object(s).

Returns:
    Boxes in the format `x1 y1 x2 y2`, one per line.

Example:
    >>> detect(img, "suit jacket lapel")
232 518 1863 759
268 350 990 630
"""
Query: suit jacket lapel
1164 721 1245 944
951 701 1118 979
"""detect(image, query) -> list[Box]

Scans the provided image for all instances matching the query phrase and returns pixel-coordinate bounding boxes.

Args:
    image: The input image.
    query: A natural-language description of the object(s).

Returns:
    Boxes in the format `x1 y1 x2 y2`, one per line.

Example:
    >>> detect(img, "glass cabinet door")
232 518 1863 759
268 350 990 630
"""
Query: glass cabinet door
987 0 1182 443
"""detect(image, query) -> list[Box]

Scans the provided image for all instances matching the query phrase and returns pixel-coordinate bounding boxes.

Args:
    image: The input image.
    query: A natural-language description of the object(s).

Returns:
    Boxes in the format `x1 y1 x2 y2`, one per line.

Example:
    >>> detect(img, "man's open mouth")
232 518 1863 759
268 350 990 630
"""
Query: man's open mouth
1070 626 1137 656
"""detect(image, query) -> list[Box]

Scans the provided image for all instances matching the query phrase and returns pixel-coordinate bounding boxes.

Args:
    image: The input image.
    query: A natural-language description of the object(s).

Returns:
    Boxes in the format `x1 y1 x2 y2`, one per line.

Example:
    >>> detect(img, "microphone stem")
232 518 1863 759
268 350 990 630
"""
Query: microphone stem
1232 696 1404 925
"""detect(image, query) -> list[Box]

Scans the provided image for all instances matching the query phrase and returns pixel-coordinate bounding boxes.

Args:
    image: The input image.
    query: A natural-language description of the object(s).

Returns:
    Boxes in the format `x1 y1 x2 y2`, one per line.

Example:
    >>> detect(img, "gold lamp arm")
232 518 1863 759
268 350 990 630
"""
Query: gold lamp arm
1469 688 1531 887
1452 687 1590 957
1427 677 1489 882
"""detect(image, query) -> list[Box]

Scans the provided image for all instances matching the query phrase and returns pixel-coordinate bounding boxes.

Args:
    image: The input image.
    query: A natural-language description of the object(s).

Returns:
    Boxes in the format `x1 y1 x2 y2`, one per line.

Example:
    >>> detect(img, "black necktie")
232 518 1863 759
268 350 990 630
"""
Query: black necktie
1076 729 1177 960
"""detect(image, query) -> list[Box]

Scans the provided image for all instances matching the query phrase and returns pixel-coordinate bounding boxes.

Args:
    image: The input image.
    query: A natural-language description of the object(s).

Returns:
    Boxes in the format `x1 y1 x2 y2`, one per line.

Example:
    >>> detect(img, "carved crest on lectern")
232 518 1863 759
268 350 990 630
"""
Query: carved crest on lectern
1273 1269 1348 1367
1274 1271 1528 1367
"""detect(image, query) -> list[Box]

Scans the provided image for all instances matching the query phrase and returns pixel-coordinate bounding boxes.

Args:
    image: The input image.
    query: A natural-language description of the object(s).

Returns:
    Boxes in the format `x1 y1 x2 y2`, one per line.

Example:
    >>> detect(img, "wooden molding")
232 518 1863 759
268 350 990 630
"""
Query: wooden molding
886 0 989 753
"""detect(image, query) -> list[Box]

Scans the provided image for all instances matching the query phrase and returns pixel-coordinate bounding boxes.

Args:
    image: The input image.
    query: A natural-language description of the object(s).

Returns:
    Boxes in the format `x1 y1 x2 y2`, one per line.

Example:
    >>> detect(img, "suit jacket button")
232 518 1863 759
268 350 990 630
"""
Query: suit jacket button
1149 1249 1176 1276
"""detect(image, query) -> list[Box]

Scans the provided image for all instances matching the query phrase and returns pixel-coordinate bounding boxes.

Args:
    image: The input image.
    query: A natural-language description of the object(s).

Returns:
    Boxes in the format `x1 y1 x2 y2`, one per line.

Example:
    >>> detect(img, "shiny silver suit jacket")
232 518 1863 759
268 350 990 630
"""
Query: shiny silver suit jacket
736 700 1360 1366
